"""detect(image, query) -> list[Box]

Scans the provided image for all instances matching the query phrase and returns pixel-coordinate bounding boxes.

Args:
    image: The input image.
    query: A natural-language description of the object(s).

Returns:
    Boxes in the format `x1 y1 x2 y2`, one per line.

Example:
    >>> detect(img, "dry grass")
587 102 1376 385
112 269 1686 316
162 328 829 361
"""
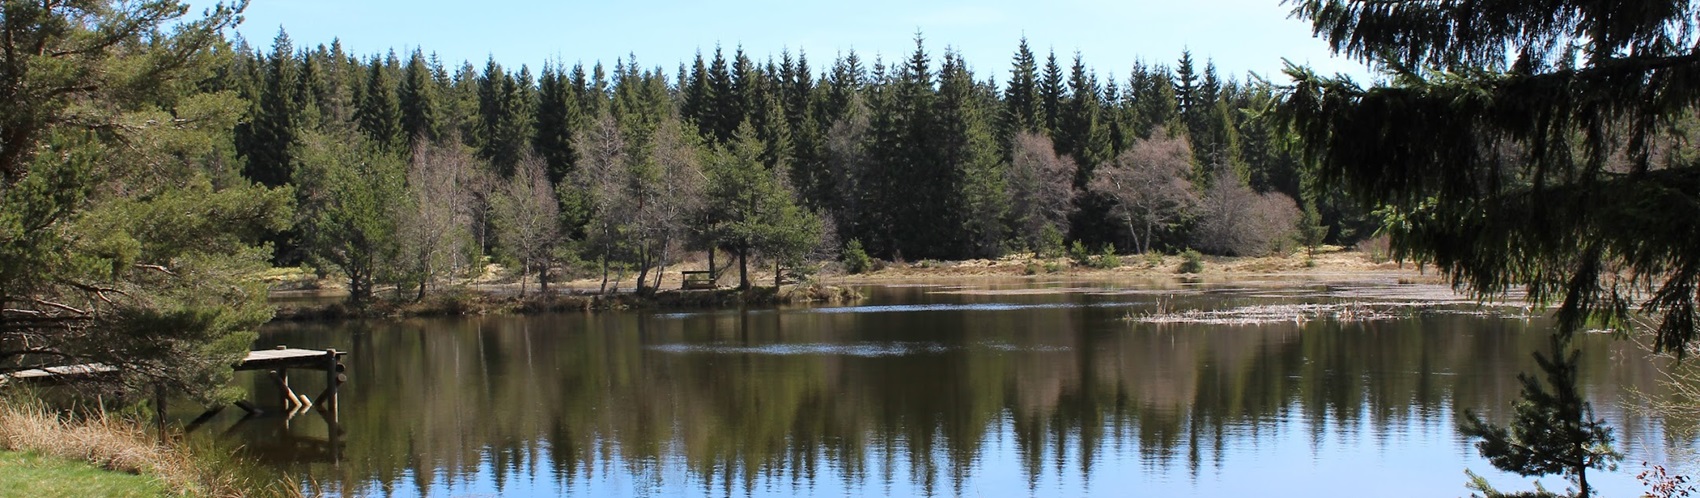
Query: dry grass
0 397 298 497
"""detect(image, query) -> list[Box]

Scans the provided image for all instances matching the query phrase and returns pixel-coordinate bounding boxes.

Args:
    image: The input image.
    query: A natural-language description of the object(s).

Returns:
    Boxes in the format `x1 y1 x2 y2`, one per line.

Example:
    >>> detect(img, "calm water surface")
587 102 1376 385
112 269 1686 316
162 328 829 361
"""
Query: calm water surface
212 278 1696 497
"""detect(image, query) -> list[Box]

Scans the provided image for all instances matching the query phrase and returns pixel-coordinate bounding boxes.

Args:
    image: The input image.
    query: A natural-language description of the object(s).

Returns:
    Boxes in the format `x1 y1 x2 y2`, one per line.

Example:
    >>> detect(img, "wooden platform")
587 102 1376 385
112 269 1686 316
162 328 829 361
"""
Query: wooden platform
0 346 348 446
1 348 344 384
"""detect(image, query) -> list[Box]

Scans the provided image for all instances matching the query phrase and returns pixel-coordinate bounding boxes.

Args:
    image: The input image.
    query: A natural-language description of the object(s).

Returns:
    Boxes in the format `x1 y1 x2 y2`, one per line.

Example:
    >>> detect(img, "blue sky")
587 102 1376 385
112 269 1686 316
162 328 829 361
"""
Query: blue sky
191 0 1371 84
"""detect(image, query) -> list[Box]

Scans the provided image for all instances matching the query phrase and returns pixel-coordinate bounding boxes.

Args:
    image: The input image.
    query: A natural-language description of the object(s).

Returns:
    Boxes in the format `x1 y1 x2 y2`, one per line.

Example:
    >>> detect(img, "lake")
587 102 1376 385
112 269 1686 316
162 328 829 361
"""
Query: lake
215 277 1695 497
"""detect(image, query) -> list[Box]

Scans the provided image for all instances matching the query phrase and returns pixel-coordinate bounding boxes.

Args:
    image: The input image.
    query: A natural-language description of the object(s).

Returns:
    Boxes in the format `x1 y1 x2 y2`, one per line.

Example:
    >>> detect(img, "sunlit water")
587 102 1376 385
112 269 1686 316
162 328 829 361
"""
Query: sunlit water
200 278 1699 497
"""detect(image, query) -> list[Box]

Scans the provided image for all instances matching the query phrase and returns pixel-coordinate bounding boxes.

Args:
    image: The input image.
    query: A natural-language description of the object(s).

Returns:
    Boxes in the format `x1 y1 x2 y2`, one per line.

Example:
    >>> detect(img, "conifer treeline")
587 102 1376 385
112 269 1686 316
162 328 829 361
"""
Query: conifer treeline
223 31 1370 295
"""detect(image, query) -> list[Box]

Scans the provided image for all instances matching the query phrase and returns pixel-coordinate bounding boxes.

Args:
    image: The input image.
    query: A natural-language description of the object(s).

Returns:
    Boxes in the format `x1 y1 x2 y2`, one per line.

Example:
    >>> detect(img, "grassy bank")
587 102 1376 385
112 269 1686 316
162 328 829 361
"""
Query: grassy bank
0 449 171 497
0 398 298 497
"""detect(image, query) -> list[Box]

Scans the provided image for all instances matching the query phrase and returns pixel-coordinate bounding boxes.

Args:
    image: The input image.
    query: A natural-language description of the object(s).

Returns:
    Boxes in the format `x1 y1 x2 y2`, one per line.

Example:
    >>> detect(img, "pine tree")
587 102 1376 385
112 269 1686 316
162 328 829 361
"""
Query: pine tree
0 0 288 401
1459 334 1621 497
707 122 818 289
399 49 442 148
534 64 582 185
243 30 298 188
936 51 1008 258
1057 53 1110 186
1280 0 1700 353
1173 49 1198 120
1039 51 1066 138
1002 38 1043 137
357 56 403 151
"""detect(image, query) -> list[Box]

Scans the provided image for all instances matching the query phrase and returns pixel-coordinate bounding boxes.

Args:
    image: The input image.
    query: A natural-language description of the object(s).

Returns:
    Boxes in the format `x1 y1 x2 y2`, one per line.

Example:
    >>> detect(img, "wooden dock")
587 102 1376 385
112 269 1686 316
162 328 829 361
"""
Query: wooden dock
2 346 348 445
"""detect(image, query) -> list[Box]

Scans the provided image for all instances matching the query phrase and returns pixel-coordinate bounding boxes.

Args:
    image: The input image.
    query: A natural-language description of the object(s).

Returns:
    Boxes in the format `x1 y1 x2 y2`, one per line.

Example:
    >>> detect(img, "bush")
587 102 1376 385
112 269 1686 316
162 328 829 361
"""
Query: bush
1356 234 1391 263
1088 244 1122 269
1144 251 1164 268
1037 224 1067 258
1068 240 1092 266
1192 169 1303 256
842 239 873 274
1178 249 1204 274
1023 261 1043 275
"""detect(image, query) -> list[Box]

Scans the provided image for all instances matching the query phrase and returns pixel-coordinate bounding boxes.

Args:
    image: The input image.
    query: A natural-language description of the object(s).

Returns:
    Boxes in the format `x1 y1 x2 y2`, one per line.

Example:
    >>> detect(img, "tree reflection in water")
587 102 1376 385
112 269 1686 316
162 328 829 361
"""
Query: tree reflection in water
220 283 1683 497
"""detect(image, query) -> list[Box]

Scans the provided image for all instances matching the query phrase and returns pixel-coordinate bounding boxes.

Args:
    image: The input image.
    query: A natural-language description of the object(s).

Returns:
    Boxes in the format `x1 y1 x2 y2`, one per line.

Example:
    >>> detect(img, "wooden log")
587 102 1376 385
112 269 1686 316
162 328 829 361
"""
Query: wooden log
233 399 263 416
184 405 225 434
268 369 297 410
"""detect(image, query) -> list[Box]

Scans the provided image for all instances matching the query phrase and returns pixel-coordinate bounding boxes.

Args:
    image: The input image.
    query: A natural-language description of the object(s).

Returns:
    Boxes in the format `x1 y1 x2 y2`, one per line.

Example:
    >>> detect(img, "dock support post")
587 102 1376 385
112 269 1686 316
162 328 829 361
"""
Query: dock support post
270 369 296 410
154 383 167 444
319 349 341 424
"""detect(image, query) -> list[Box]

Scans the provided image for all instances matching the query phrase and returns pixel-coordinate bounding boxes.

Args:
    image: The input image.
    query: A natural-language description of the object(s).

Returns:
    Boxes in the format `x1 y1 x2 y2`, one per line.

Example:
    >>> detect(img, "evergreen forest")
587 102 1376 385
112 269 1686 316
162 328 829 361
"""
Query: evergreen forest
228 31 1363 299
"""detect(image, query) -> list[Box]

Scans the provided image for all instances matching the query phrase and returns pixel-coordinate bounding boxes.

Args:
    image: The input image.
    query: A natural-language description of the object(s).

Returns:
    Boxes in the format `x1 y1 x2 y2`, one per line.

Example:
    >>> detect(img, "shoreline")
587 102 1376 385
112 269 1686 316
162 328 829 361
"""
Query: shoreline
268 249 1439 322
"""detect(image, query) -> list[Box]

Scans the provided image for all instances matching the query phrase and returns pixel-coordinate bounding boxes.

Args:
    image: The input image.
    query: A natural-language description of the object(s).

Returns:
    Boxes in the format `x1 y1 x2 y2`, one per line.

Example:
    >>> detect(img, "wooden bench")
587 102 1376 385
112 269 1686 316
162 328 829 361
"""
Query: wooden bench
682 270 716 290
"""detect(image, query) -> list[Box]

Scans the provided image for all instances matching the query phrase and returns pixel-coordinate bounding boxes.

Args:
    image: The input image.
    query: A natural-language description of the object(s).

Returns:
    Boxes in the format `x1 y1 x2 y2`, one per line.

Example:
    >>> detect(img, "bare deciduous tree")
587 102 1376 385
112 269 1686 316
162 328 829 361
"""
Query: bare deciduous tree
492 153 561 296
396 136 478 301
1089 133 1195 254
629 117 707 293
572 112 632 294
1192 168 1302 256
1007 132 1079 252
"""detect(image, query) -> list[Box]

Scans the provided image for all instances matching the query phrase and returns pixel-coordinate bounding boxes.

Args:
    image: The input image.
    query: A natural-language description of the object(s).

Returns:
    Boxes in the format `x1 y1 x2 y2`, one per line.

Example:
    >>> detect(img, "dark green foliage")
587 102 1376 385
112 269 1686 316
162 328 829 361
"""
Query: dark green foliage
1279 0 1700 354
707 122 821 289
1001 38 1043 137
1459 334 1622 497
115 20 1389 312
534 64 583 185
842 239 873 274
1298 201 1327 258
1057 54 1110 185
1037 224 1066 259
294 132 406 305
399 49 442 148
1178 249 1204 274
241 30 299 188
1039 52 1066 137
0 0 288 403
357 56 404 151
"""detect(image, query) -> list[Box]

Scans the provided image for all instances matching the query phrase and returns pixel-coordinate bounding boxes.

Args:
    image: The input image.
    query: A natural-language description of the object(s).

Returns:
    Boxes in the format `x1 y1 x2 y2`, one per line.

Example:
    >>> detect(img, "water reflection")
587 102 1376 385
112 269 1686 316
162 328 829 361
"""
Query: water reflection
217 280 1690 497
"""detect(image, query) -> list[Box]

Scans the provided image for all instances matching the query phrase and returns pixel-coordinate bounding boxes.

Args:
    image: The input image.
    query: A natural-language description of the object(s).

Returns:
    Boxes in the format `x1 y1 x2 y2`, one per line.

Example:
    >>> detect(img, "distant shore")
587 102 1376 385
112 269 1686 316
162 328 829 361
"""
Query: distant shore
267 247 1437 322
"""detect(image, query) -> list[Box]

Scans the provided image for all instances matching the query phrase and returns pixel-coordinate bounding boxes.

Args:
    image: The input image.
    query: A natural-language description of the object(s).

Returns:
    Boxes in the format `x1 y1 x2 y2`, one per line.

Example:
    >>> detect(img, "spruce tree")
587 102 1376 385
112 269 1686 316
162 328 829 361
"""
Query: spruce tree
937 51 1008 258
1058 53 1110 186
399 49 442 148
1039 51 1066 138
1280 0 1700 353
357 56 404 151
1459 334 1621 497
1002 38 1043 137
1173 50 1198 121
534 64 582 185
243 30 298 188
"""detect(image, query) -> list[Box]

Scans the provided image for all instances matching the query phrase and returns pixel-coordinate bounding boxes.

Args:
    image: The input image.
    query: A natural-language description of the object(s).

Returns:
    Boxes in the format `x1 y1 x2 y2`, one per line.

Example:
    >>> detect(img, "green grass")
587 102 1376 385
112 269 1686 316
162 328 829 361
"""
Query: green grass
0 450 169 498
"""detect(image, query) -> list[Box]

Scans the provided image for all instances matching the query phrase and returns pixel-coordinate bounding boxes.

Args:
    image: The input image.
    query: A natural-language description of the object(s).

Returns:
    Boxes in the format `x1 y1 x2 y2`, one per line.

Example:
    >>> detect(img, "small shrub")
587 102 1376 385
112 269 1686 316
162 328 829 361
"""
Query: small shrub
1068 240 1092 266
1037 224 1066 258
1044 261 1067 273
1178 249 1204 274
842 239 873 274
1143 252 1164 268
1089 244 1122 269
1023 261 1042 275
1355 235 1391 263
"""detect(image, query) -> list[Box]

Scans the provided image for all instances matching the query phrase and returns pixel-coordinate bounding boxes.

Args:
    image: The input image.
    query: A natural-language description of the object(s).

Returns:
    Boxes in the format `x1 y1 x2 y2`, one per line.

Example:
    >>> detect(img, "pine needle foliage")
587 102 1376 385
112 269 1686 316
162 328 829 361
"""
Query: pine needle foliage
1278 0 1700 354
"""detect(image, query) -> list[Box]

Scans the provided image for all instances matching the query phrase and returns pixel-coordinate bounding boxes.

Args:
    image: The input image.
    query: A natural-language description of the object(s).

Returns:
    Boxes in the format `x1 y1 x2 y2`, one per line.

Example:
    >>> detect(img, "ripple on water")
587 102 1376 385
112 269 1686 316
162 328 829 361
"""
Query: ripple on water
647 342 952 357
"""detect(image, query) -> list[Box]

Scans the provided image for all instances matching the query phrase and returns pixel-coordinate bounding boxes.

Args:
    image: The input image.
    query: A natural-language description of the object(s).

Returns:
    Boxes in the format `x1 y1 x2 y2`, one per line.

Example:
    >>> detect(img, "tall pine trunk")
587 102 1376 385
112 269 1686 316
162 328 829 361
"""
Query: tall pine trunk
738 248 750 290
